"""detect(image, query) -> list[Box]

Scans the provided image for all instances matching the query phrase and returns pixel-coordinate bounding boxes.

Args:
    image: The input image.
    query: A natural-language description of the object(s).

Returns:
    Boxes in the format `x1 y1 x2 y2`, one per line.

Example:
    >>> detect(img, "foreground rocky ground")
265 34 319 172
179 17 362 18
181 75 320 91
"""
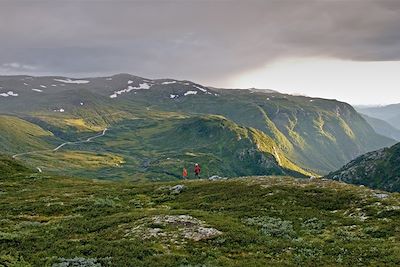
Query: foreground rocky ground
1 173 400 266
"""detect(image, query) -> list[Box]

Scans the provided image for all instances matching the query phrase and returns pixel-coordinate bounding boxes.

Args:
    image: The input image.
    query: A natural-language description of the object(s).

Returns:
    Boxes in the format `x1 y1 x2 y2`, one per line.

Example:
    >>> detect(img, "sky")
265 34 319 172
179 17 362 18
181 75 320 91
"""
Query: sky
1 0 400 105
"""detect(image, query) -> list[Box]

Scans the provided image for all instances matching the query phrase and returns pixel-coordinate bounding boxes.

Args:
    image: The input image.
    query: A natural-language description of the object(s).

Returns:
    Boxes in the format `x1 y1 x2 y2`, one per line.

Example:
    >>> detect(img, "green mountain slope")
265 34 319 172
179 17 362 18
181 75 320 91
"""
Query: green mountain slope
0 74 395 176
2 174 400 266
327 142 400 192
0 115 56 154
108 114 311 179
361 114 400 141
1 112 310 180
128 87 394 173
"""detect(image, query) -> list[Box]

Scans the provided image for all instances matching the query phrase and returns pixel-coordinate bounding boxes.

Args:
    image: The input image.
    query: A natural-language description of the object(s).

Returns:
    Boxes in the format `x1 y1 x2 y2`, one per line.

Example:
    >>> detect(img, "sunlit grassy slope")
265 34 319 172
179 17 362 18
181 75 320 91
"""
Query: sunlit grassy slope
5 109 310 180
0 115 56 154
1 172 400 266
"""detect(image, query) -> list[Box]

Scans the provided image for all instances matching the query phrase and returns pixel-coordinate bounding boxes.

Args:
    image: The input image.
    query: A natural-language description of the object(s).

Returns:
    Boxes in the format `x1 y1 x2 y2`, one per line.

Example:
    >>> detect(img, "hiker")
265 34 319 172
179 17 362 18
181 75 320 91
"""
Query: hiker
182 167 188 179
194 163 201 178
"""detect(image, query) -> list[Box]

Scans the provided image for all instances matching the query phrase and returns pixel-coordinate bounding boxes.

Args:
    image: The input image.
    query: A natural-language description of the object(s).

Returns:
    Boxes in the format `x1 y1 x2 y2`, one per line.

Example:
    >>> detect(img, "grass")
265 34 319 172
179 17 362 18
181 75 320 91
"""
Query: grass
63 118 104 132
1 173 400 266
25 151 125 173
0 115 56 154
0 155 31 176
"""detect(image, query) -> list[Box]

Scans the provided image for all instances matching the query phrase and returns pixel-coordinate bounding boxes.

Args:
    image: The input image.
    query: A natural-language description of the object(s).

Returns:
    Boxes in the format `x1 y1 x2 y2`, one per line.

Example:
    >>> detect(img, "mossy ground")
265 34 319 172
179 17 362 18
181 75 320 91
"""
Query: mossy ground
1 173 400 266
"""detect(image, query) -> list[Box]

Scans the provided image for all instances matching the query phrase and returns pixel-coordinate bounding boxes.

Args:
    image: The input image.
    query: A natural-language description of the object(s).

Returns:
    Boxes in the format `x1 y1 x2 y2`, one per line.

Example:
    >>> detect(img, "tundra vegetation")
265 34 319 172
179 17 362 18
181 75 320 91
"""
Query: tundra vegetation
1 166 400 266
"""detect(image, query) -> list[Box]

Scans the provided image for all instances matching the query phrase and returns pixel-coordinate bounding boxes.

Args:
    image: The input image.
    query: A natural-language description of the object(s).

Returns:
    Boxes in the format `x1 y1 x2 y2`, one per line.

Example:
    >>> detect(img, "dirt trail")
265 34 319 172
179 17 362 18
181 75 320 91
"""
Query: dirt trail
12 128 108 159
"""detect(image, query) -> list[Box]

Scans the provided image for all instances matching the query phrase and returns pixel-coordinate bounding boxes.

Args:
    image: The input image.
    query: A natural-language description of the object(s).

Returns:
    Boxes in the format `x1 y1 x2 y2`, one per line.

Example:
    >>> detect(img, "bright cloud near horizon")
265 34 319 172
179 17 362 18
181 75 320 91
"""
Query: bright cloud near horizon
227 58 400 105
1 0 400 105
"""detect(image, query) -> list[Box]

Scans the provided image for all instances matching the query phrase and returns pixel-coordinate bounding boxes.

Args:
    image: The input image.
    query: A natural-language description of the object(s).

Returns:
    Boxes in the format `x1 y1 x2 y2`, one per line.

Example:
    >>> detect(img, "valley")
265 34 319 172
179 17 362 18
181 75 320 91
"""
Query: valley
0 74 395 181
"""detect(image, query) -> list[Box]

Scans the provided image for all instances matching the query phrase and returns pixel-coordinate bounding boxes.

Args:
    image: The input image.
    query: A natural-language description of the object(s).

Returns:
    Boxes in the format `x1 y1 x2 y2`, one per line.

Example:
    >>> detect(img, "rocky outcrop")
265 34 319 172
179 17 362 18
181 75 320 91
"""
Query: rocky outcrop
122 215 222 242
327 142 400 192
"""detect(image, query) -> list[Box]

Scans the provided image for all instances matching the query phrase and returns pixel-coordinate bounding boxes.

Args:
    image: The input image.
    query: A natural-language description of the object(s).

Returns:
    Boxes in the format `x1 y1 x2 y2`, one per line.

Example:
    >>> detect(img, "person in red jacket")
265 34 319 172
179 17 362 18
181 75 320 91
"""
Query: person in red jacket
182 167 188 179
194 163 201 178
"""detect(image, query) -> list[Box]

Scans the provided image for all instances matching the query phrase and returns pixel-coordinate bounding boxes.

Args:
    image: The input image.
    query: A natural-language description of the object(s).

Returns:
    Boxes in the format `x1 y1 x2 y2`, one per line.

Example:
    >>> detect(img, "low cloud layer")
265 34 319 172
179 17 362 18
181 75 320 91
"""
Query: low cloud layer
1 0 400 85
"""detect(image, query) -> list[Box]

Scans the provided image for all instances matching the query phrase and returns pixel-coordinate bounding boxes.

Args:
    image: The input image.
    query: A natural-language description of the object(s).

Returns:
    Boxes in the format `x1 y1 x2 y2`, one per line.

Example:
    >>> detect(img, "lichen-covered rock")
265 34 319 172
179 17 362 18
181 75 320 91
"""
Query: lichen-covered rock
52 257 101 267
373 193 389 199
170 184 186 194
123 215 222 242
209 175 227 181
182 226 222 241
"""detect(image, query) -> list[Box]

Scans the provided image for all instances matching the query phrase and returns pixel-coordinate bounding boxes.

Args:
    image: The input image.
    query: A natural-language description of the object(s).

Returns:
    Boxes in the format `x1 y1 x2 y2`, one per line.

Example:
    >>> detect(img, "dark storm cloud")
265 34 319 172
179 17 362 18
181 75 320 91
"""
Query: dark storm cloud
1 0 400 83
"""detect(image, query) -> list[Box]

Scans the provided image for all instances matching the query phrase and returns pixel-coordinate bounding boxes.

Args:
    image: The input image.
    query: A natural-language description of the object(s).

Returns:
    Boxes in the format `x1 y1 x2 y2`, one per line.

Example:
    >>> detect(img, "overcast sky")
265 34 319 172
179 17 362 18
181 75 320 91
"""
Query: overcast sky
1 0 400 105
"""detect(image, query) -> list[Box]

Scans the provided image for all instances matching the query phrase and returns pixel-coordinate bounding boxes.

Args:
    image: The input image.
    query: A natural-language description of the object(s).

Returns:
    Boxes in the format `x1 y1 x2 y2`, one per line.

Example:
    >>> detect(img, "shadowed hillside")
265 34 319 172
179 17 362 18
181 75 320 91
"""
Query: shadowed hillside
328 142 400 191
361 114 400 141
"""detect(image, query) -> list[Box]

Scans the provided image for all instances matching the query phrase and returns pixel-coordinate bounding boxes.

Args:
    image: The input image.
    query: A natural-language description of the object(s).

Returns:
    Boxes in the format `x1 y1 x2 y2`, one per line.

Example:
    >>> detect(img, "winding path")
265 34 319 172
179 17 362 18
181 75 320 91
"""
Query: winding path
12 128 109 159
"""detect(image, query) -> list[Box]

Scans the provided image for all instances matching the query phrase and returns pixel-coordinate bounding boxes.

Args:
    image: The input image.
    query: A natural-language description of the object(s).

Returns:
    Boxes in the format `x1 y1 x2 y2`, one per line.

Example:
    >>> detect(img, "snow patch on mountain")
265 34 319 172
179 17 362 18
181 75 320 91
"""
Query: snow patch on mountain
170 94 179 99
162 81 177 85
192 85 207 92
54 108 65 113
184 91 198 96
32 89 43 93
0 91 18 97
54 78 90 84
110 82 152 98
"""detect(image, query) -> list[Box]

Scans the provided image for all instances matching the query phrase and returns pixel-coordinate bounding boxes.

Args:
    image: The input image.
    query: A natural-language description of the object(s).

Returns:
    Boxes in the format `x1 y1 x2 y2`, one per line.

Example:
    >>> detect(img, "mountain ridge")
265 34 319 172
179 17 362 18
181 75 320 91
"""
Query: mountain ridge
356 104 400 130
360 114 400 141
0 74 395 179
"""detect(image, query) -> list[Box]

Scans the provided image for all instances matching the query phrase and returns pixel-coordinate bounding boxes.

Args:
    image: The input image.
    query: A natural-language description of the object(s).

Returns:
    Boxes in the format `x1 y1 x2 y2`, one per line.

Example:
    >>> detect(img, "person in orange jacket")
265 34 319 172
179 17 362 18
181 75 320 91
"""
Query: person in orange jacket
194 163 201 179
182 167 188 179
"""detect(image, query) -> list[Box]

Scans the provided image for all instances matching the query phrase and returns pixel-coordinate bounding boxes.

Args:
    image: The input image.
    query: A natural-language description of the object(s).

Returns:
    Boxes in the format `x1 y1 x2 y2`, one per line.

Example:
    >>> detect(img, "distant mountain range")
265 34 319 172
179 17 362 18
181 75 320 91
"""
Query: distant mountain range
356 104 400 130
0 74 395 180
361 114 400 141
